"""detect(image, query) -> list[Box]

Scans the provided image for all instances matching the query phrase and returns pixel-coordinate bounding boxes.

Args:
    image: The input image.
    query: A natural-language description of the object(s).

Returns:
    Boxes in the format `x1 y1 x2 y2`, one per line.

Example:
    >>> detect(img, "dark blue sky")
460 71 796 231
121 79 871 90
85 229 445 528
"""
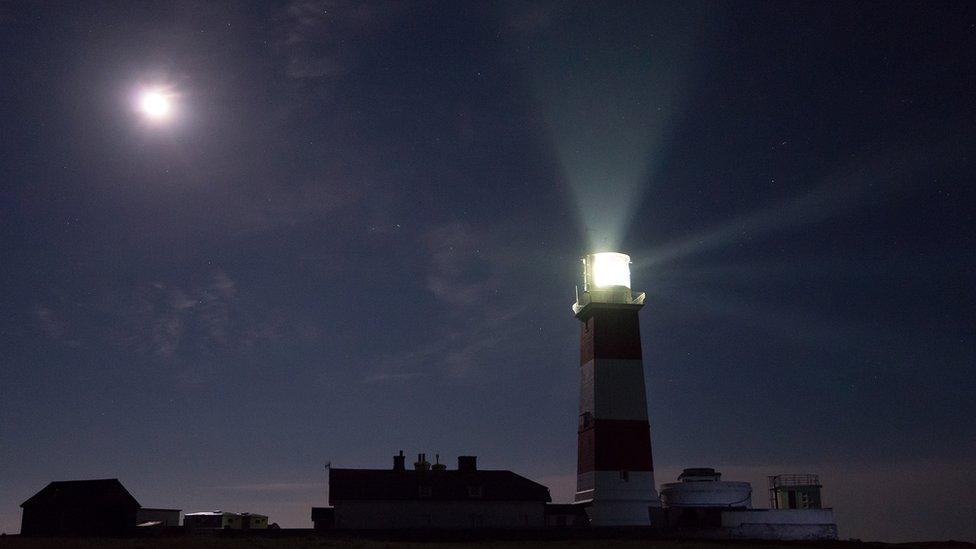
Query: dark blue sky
1 1 973 541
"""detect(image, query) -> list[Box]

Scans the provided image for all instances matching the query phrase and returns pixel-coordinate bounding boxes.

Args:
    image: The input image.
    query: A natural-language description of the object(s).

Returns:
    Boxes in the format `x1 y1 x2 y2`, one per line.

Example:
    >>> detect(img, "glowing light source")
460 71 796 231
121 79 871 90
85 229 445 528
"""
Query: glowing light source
138 89 172 121
574 251 643 314
587 252 631 289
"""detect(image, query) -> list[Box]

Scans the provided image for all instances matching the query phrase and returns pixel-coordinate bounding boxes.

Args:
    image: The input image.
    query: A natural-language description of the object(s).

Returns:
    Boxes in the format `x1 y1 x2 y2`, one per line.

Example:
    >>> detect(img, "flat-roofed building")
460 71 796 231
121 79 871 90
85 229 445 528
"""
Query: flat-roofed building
184 510 268 530
136 508 181 528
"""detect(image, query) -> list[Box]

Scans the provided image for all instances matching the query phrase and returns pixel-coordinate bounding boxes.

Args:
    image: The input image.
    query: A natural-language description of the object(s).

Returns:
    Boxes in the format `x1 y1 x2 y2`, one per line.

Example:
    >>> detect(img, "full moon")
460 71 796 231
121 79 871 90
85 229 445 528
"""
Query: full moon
138 90 172 120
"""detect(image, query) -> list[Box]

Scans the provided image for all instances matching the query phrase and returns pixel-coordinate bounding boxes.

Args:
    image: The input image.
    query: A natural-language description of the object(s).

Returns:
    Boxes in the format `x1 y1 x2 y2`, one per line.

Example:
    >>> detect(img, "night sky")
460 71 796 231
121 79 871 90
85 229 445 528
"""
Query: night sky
1 1 974 541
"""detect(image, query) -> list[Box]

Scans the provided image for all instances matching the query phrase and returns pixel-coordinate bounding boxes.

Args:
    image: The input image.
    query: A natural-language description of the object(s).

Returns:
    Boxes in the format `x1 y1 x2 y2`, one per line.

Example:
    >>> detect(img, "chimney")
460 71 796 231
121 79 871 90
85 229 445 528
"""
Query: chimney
432 453 447 471
458 455 477 472
414 453 430 472
393 450 405 472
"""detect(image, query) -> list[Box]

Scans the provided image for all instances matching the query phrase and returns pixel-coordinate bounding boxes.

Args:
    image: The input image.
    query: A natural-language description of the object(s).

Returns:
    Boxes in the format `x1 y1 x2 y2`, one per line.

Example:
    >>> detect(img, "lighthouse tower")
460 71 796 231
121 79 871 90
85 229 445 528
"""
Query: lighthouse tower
573 252 661 526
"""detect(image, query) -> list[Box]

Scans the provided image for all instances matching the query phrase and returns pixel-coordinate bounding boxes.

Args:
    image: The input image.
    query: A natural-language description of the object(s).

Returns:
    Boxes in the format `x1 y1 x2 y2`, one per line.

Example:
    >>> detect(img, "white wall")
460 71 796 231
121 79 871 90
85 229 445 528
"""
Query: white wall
721 508 836 527
334 500 545 529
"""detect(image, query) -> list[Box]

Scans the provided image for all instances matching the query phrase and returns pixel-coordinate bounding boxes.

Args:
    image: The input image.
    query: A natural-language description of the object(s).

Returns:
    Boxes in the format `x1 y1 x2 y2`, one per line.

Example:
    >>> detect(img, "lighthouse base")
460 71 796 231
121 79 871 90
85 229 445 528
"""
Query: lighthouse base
576 471 662 526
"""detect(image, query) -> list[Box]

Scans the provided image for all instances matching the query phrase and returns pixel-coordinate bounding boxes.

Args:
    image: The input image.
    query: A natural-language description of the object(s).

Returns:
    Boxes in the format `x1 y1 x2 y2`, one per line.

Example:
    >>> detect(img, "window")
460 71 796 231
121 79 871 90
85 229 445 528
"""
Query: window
418 485 432 498
467 485 483 498
619 470 629 481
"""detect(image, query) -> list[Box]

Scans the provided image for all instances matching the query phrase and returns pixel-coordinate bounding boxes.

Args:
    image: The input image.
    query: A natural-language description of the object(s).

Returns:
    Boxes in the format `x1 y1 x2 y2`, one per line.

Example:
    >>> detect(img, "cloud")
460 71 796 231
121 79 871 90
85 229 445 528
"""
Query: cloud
167 290 199 311
362 223 535 382
212 271 236 299
221 179 361 235
153 313 183 358
363 371 430 383
502 1 566 37
33 306 65 339
276 0 400 80
32 304 84 348
424 222 501 306
32 270 313 373
143 271 239 357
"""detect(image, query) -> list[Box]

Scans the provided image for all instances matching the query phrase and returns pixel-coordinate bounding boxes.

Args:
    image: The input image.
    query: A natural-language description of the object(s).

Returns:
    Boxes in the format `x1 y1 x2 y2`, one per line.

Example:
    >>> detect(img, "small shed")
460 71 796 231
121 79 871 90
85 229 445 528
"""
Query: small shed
21 479 141 536
136 508 181 527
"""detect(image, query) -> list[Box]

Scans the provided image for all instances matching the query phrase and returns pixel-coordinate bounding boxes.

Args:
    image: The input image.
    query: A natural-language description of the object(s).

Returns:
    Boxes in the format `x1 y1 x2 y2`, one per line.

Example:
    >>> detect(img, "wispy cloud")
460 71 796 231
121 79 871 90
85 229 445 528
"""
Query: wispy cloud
275 0 400 80
502 1 566 37
33 306 65 339
424 222 501 307
363 222 535 382
32 270 318 372
363 371 430 383
143 270 239 358
32 304 83 348
220 178 362 235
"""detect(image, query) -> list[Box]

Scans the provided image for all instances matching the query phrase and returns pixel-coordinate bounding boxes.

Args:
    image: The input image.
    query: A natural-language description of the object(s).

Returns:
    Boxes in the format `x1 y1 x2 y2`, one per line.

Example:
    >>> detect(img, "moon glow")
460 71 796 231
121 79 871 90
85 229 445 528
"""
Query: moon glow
138 89 172 121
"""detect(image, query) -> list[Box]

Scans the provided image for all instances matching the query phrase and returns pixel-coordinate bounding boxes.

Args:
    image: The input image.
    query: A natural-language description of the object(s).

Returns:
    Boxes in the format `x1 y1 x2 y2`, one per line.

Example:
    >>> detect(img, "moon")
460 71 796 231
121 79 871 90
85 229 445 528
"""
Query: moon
138 89 172 121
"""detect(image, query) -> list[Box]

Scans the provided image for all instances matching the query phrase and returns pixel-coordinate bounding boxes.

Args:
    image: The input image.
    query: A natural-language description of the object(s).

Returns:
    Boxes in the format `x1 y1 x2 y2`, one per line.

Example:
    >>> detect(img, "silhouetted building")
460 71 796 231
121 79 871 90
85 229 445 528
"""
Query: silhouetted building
310 507 335 531
184 510 268 530
543 503 589 527
769 474 823 509
240 512 269 529
324 452 551 529
184 511 238 529
20 479 140 536
660 468 837 540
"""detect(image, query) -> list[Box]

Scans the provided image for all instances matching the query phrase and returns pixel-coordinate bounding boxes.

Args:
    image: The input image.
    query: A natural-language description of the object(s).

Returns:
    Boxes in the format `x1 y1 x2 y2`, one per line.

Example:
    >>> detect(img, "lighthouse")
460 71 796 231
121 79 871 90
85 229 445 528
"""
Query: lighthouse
573 252 661 526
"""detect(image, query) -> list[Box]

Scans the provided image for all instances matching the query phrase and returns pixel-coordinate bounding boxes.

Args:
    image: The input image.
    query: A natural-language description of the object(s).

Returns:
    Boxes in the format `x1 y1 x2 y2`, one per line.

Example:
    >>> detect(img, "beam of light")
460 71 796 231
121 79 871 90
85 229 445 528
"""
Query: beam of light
507 3 705 252
631 167 889 273
629 134 948 275
648 283 878 348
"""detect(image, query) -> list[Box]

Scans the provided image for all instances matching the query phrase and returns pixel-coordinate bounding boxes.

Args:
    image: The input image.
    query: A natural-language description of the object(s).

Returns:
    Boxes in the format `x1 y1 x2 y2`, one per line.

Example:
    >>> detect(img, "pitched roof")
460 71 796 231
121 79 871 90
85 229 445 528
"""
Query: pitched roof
21 479 141 509
329 468 551 503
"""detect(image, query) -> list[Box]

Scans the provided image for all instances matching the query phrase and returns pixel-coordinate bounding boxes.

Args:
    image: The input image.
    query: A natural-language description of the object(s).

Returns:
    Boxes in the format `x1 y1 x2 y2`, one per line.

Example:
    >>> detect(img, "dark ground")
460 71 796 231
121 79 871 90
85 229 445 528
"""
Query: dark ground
1 535 974 549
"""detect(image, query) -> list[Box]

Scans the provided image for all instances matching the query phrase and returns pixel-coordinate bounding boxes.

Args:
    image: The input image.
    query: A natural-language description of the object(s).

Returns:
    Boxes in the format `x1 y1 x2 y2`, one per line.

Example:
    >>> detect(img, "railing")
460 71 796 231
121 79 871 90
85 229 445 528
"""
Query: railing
768 474 821 488
572 290 646 315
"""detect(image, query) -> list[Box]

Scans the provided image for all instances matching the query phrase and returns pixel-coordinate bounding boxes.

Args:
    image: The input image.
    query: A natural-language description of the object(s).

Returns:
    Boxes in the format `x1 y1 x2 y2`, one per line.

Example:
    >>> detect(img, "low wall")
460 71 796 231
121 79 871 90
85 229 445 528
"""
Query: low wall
721 508 838 540
334 500 545 529
721 508 836 527
728 522 839 540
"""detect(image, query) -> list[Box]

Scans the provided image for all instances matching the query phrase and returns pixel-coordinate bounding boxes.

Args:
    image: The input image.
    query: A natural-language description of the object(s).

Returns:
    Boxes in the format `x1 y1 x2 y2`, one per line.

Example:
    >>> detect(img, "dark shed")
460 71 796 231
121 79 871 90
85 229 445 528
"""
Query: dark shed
21 479 141 536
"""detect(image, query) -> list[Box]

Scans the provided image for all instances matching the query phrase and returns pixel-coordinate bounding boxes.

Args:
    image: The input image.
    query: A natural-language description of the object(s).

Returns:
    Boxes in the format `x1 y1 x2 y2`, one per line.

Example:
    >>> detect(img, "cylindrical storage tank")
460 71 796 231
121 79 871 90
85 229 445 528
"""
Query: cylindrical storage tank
660 480 753 508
